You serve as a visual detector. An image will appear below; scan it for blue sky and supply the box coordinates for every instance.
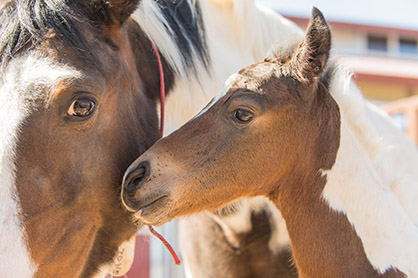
[256,0,418,30]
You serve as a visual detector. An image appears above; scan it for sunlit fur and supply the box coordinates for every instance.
[2,0,417,277]
[152,3,302,272]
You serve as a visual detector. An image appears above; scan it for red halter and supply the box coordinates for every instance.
[150,40,165,137]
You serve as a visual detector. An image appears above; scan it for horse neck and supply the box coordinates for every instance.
[272,172,383,278]
[326,73,418,276]
[272,72,416,277]
[269,128,406,278]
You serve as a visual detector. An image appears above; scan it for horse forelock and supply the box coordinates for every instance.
[321,66,418,276]
[0,0,120,73]
[132,0,209,77]
[0,54,80,277]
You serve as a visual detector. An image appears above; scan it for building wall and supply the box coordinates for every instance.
[356,80,418,102]
[334,26,369,56]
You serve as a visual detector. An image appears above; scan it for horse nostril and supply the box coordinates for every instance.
[130,175,144,192]
[124,161,150,198]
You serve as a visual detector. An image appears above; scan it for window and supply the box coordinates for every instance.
[400,38,418,55]
[367,35,388,52]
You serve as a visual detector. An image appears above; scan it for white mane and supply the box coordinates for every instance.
[323,66,418,276]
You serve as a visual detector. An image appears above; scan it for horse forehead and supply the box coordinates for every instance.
[233,62,277,92]
[1,53,81,94]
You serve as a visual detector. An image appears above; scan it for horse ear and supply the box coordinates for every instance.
[108,0,140,24]
[290,7,331,81]
[89,0,141,25]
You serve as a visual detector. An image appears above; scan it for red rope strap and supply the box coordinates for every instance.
[147,225,181,265]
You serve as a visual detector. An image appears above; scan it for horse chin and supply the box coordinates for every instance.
[134,195,172,226]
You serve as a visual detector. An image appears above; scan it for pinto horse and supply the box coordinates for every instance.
[122,8,418,278]
[0,0,305,277]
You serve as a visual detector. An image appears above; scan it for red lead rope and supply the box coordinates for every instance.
[150,40,165,137]
[147,225,181,265]
[147,41,181,266]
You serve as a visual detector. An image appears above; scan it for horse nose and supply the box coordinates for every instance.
[122,161,150,212]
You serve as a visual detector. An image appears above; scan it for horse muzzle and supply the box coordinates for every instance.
[122,159,171,222]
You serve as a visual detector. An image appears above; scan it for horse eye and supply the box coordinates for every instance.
[234,109,254,123]
[67,98,96,118]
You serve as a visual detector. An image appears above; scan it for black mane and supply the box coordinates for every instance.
[156,0,209,70]
[0,0,99,71]
[0,0,209,74]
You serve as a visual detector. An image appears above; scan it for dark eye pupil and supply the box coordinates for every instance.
[70,99,95,117]
[235,109,254,123]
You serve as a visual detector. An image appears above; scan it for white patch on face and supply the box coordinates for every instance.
[321,70,418,277]
[194,72,239,119]
[0,53,80,277]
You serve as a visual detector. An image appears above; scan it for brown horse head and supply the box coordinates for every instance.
[0,0,182,277]
[121,7,339,225]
